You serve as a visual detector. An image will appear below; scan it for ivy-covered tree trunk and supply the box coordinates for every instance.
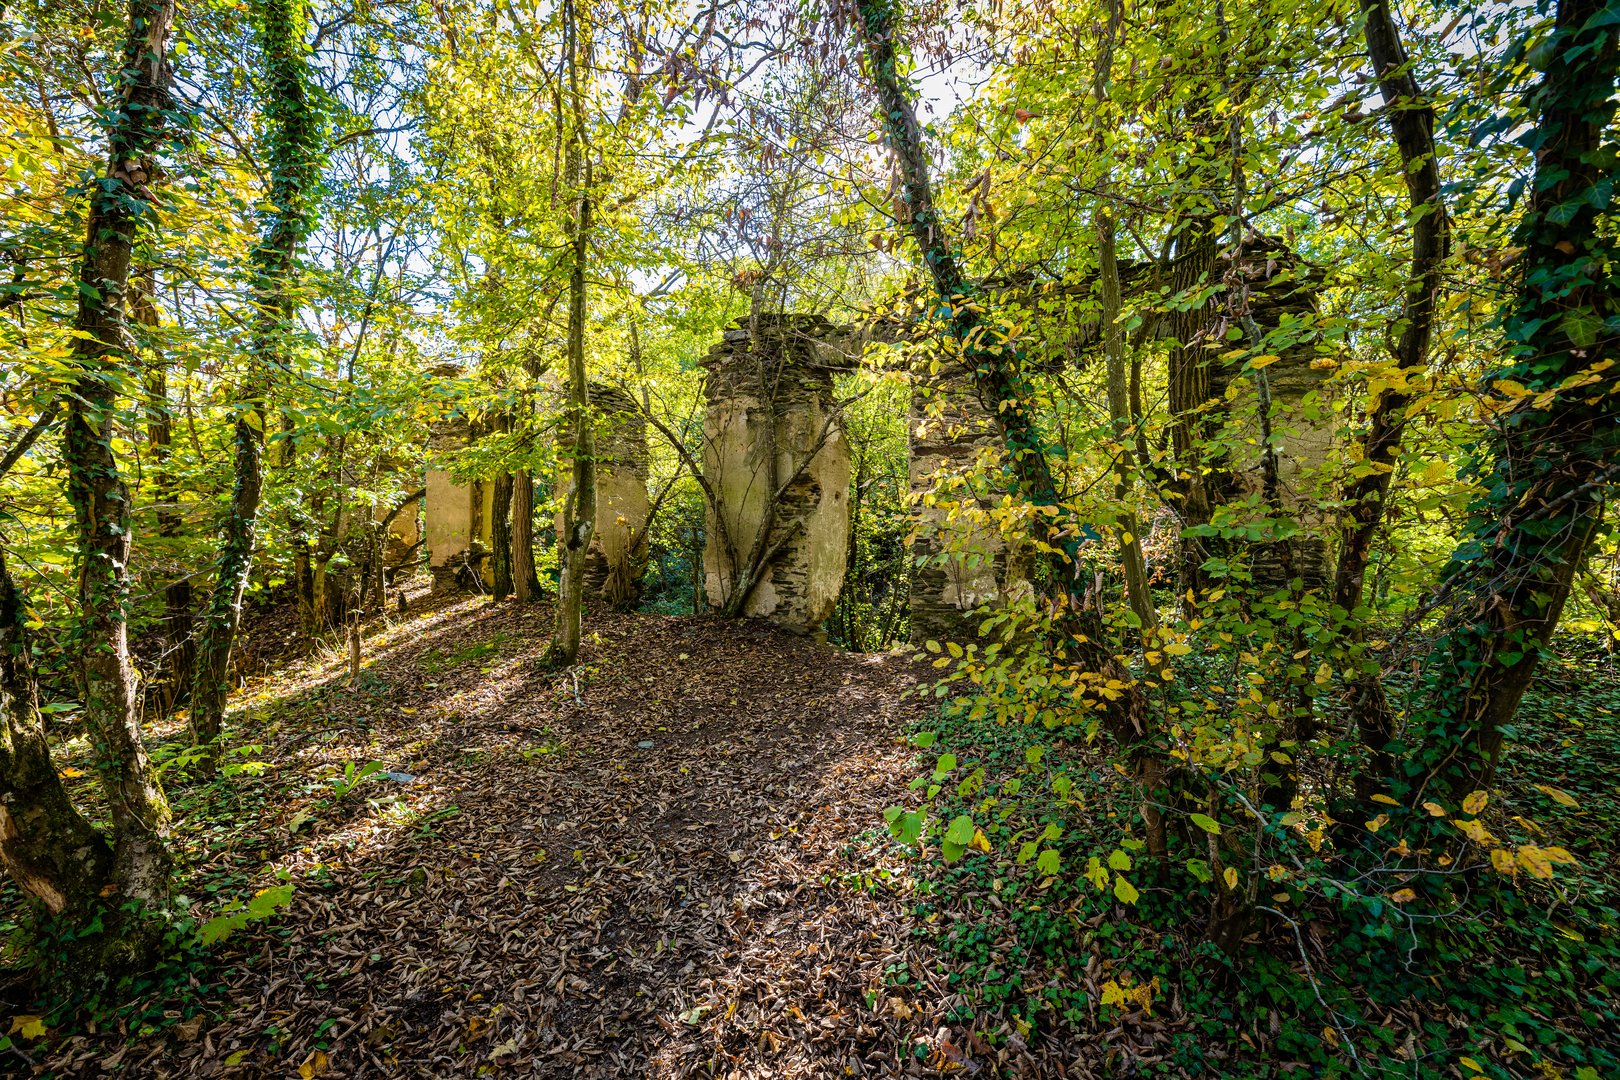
[1334,0,1449,790]
[63,0,178,910]
[0,550,115,919]
[544,0,595,669]
[192,0,322,766]
[1403,0,1618,805]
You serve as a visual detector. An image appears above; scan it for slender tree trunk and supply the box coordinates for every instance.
[1165,216,1223,606]
[0,549,115,918]
[191,0,322,767]
[1098,209,1158,638]
[544,0,595,669]
[513,346,546,602]
[1405,0,1617,804]
[1334,0,1450,788]
[62,0,177,909]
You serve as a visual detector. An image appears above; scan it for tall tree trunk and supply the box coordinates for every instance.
[0,549,116,919]
[133,272,193,718]
[63,0,177,908]
[543,0,595,669]
[1404,0,1617,805]
[1334,0,1450,788]
[847,0,1146,741]
[191,0,322,767]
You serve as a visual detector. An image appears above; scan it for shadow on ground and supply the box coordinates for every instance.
[31,591,997,1078]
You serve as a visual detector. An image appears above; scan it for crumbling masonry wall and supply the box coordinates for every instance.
[702,315,852,634]
[425,414,492,593]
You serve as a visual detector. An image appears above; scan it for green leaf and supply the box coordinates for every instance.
[1035,848,1060,876]
[913,731,936,748]
[944,814,975,847]
[1189,813,1222,835]
[1107,849,1132,871]
[1185,858,1214,883]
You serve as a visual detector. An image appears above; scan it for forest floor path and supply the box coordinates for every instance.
[41,591,1011,1078]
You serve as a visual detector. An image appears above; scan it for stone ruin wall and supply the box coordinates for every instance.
[1204,252,1337,592]
[554,384,652,607]
[701,314,852,635]
[907,365,1032,643]
[425,414,493,593]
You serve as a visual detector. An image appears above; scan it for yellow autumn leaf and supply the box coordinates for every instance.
[8,1015,45,1040]
[1454,818,1493,844]
[970,828,992,853]
[298,1049,329,1079]
[1422,801,1447,817]
[1533,784,1578,807]
[1459,1056,1483,1074]
[1223,866,1239,890]
[1370,794,1398,806]
[1461,790,1488,815]
[1250,354,1281,368]
[1388,888,1416,903]
[1516,845,1555,880]
[1163,642,1192,657]
[59,767,85,778]
[1490,848,1517,876]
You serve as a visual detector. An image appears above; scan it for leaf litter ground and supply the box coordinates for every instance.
[13,591,1069,1077]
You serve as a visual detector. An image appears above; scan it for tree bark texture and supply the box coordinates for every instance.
[63,0,177,907]
[0,550,115,918]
